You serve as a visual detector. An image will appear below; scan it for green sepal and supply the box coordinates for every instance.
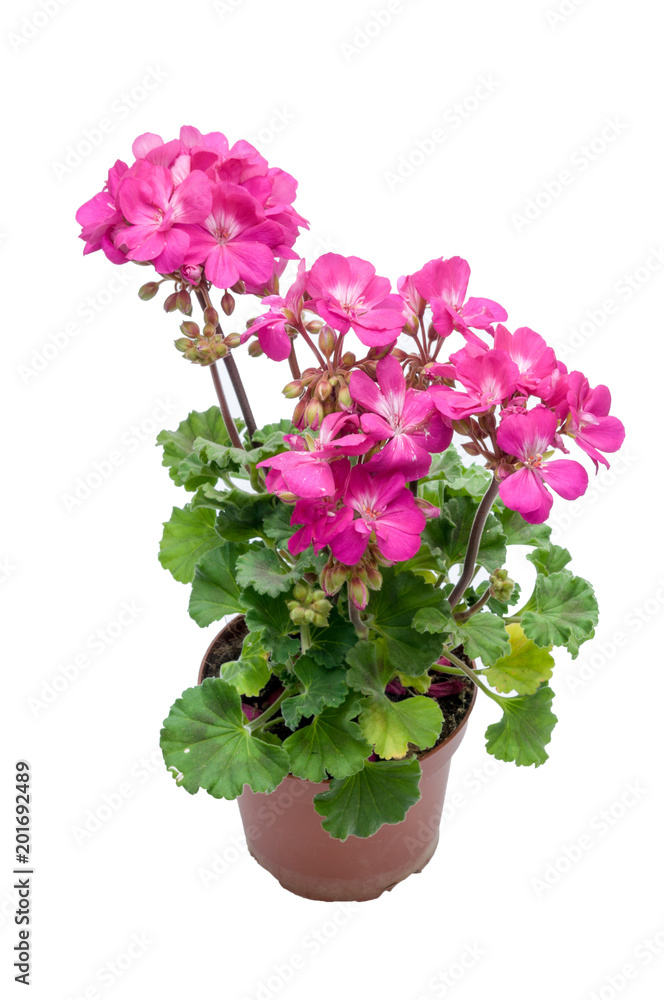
[188,542,248,627]
[484,623,554,695]
[282,695,371,782]
[160,678,290,798]
[521,570,598,658]
[485,685,557,767]
[313,758,422,840]
[158,504,221,584]
[281,656,349,729]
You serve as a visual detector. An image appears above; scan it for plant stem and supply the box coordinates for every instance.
[300,622,312,654]
[454,587,492,622]
[247,689,289,733]
[288,343,301,381]
[348,593,369,640]
[209,362,243,450]
[447,478,501,611]
[441,649,504,705]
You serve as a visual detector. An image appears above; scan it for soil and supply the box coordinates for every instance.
[200,618,474,758]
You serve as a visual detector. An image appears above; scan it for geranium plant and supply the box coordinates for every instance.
[77,126,625,842]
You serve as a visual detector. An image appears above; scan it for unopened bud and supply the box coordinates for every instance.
[283,379,304,399]
[365,565,383,590]
[138,281,160,301]
[306,319,324,333]
[427,322,438,341]
[341,351,356,368]
[293,584,309,602]
[367,343,394,360]
[180,321,200,338]
[337,386,352,410]
[203,323,216,338]
[312,599,332,615]
[204,307,219,327]
[174,337,192,353]
[316,379,333,402]
[489,569,515,603]
[289,606,307,625]
[462,441,482,456]
[248,341,264,357]
[224,333,241,349]
[349,577,368,610]
[164,292,179,313]
[176,290,192,315]
[312,613,329,627]
[318,326,337,356]
[292,399,308,427]
[230,280,246,295]
[305,399,324,428]
[391,348,409,362]
[221,291,235,316]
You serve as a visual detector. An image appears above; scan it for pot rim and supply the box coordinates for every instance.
[198,614,478,781]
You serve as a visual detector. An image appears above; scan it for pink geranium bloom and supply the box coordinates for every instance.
[397,272,427,326]
[413,256,507,339]
[115,162,212,272]
[331,467,427,565]
[76,160,128,262]
[493,325,557,394]
[497,407,588,524]
[531,359,570,419]
[288,460,353,555]
[183,181,283,289]
[429,349,519,420]
[259,413,371,499]
[350,355,452,479]
[306,254,405,347]
[564,371,625,470]
[240,260,309,361]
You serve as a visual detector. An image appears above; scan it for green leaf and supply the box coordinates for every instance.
[283,696,371,781]
[413,605,453,635]
[262,503,294,547]
[213,490,277,543]
[157,407,232,490]
[521,571,598,658]
[313,758,422,840]
[281,656,349,729]
[345,639,394,697]
[425,496,506,572]
[526,544,572,577]
[451,612,511,666]
[495,503,552,547]
[220,633,272,697]
[485,686,557,767]
[421,445,492,498]
[160,678,290,798]
[236,548,296,597]
[485,623,554,695]
[243,588,299,662]
[367,569,450,674]
[307,609,358,669]
[188,543,247,627]
[158,504,221,584]
[359,695,443,760]
[396,671,433,694]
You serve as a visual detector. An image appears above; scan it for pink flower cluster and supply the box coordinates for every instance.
[76,126,308,293]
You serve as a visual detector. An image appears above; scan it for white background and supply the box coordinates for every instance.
[2,1,663,998]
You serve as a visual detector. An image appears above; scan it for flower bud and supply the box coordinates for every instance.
[288,606,307,625]
[306,319,324,333]
[452,419,472,435]
[138,281,160,301]
[230,280,246,295]
[349,577,368,610]
[367,343,394,360]
[174,337,192,353]
[341,351,356,368]
[365,565,383,590]
[305,399,324,428]
[221,292,235,316]
[312,613,330,628]
[180,321,200,338]
[248,341,264,358]
[316,379,333,402]
[184,347,200,362]
[224,333,241,349]
[403,314,419,336]
[462,441,482,456]
[292,399,308,427]
[427,322,438,341]
[337,386,352,410]
[489,568,514,603]
[391,348,409,361]
[318,326,337,356]
[203,323,216,338]
[176,290,192,315]
[164,292,179,313]
[478,411,496,436]
[293,583,309,602]
[204,307,219,327]
[283,379,304,399]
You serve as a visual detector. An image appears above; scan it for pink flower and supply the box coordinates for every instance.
[288,460,353,555]
[429,349,519,420]
[414,256,507,339]
[240,260,309,361]
[349,355,452,479]
[564,372,625,470]
[306,254,404,347]
[183,181,284,289]
[115,162,212,273]
[75,160,128,263]
[493,325,557,394]
[258,413,371,499]
[497,407,588,524]
[331,467,427,565]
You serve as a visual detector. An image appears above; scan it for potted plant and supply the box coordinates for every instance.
[76,125,625,901]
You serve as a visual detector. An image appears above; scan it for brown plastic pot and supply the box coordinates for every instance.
[199,617,476,902]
